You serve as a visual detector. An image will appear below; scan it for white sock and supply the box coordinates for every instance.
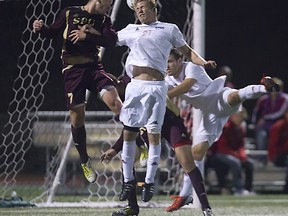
[121,140,136,182]
[179,173,193,197]
[145,144,161,184]
[238,85,266,100]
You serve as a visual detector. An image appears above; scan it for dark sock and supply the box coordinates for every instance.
[71,125,88,164]
[128,168,138,208]
[127,185,138,208]
[121,167,138,208]
[187,167,211,210]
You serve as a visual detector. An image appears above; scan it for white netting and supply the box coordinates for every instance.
[0,0,198,207]
[0,0,60,199]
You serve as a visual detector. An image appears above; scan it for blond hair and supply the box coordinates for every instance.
[133,0,157,10]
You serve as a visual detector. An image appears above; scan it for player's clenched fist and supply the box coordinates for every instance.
[204,60,217,70]
[33,20,44,32]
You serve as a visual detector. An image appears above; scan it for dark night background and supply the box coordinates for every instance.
[0,0,287,122]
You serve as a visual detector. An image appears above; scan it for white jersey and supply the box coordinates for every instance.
[165,62,220,109]
[117,21,187,78]
[165,61,242,146]
[165,62,212,97]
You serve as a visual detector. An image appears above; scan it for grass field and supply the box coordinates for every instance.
[1,194,288,216]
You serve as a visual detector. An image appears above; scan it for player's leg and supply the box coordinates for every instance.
[141,82,166,202]
[119,128,138,201]
[113,168,139,216]
[141,132,161,202]
[191,141,210,161]
[63,64,97,183]
[227,76,280,106]
[70,104,96,183]
[175,145,212,213]
[101,86,123,115]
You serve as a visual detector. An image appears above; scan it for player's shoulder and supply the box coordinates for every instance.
[65,6,82,11]
[185,61,204,71]
[155,21,179,30]
[121,23,140,30]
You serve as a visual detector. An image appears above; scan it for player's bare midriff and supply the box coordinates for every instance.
[132,65,164,81]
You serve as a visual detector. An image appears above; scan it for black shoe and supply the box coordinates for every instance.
[112,205,139,216]
[119,180,136,201]
[260,76,280,92]
[141,183,155,202]
[203,208,214,216]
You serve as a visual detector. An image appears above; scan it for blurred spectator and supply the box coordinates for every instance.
[212,109,255,195]
[268,107,288,193]
[252,77,288,164]
[217,65,235,88]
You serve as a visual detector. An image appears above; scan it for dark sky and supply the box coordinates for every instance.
[0,0,287,117]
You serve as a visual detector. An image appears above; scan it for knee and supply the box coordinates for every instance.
[112,99,122,115]
[192,149,205,161]
[227,91,241,106]
[192,143,208,161]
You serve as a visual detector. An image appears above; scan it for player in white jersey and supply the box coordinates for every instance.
[165,48,280,163]
[116,0,216,213]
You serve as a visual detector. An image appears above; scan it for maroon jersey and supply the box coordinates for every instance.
[39,6,117,64]
[268,118,288,161]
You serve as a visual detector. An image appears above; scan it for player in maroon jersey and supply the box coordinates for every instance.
[32,0,122,183]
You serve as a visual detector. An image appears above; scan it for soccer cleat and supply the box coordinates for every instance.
[81,157,96,183]
[112,205,139,216]
[203,208,214,216]
[260,76,280,92]
[139,144,148,167]
[166,195,193,212]
[119,180,136,201]
[141,183,155,202]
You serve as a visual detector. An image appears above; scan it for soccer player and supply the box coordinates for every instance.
[115,0,216,208]
[100,74,214,216]
[32,0,123,183]
[165,48,280,165]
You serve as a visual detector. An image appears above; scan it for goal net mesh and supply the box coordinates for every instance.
[0,0,197,206]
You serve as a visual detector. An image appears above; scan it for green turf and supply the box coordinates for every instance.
[1,194,288,216]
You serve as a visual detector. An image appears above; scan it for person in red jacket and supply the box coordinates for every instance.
[213,109,255,195]
[268,107,288,193]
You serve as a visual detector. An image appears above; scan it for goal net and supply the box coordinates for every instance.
[0,0,201,207]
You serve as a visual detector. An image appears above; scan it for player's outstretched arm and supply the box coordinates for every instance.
[100,149,117,163]
[177,45,217,69]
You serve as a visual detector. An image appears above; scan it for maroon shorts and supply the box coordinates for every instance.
[162,108,191,149]
[136,108,191,149]
[62,63,115,110]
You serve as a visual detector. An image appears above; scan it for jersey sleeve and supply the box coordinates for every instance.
[116,24,131,46]
[184,62,205,79]
[165,77,174,89]
[85,15,117,48]
[171,24,187,48]
[39,8,67,38]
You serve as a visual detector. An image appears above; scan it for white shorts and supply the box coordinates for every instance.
[191,78,242,146]
[119,79,167,133]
